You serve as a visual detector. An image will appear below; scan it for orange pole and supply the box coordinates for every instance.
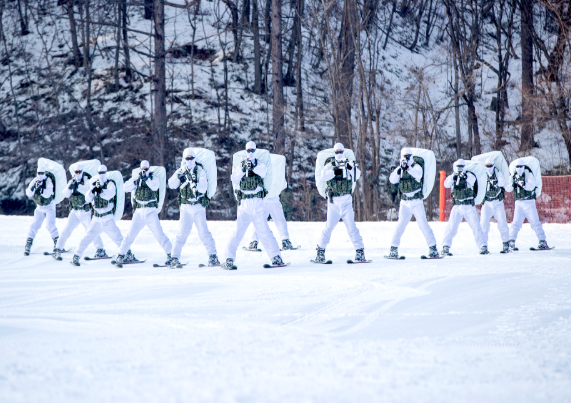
[439,170,446,222]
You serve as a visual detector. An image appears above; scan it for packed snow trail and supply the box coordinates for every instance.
[0,216,570,402]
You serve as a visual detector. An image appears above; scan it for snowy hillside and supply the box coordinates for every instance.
[1,1,570,220]
[1,216,571,402]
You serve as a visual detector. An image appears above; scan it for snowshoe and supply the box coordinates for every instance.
[384,246,405,260]
[421,245,442,259]
[24,238,33,256]
[264,255,289,268]
[531,240,554,251]
[440,245,453,257]
[71,254,81,266]
[221,258,237,270]
[125,249,137,263]
[508,240,518,252]
[479,245,490,255]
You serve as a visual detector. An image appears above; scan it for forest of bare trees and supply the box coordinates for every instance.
[1,0,570,221]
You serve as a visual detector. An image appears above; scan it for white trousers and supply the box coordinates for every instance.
[390,199,436,248]
[318,194,364,250]
[442,204,487,249]
[250,197,290,242]
[56,209,104,250]
[27,203,58,239]
[118,207,172,255]
[509,200,546,241]
[225,198,281,261]
[480,200,510,243]
[75,215,123,258]
[172,203,217,258]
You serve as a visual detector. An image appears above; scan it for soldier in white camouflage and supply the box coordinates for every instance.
[168,148,219,268]
[54,162,107,260]
[24,161,59,256]
[314,143,366,263]
[115,160,172,266]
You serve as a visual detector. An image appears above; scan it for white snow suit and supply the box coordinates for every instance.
[249,179,290,242]
[480,169,509,243]
[26,176,59,239]
[74,177,123,258]
[118,175,172,256]
[388,163,436,248]
[317,165,364,250]
[56,177,104,251]
[225,161,281,261]
[169,167,217,258]
[509,172,546,241]
[442,172,487,249]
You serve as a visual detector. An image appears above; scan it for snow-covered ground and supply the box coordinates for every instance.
[1,215,570,402]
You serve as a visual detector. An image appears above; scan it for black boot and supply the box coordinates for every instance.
[52,236,59,253]
[314,246,326,263]
[24,238,33,256]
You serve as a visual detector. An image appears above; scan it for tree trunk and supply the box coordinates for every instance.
[271,0,285,154]
[153,0,166,166]
[295,4,304,132]
[520,0,534,151]
[144,0,153,19]
[67,0,82,68]
[467,98,481,155]
[252,0,262,94]
[453,51,461,159]
[122,0,132,81]
[335,0,358,147]
[383,0,396,50]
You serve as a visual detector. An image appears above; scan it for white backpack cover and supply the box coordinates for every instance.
[409,148,436,199]
[180,148,217,199]
[131,166,166,214]
[38,158,67,205]
[460,160,487,205]
[232,148,272,200]
[69,159,101,181]
[315,148,357,199]
[471,151,512,192]
[509,156,542,197]
[90,171,124,221]
[266,154,287,199]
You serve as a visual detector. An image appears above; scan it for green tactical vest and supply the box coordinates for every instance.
[33,171,56,206]
[324,157,353,200]
[134,176,159,209]
[452,171,476,206]
[179,163,210,208]
[68,173,92,211]
[93,179,117,217]
[398,156,424,201]
[484,169,505,203]
[513,168,536,201]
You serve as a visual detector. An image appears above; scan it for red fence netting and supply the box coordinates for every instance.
[442,175,571,223]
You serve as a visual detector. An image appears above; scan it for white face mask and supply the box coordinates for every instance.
[75,173,83,181]
[334,151,345,161]
[37,173,46,181]
[99,173,107,183]
[516,167,524,176]
[185,159,195,170]
[486,166,494,175]
[454,165,464,174]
